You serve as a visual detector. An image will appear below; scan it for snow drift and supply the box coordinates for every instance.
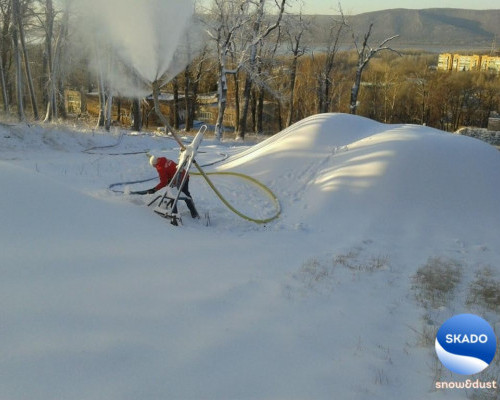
[220,113,500,243]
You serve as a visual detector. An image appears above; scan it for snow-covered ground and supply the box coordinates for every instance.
[1,113,499,400]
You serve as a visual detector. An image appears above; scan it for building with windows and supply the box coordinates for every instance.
[437,53,500,73]
[437,53,453,71]
[452,54,481,71]
[481,56,500,72]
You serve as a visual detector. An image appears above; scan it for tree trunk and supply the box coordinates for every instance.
[131,98,142,131]
[11,0,24,121]
[79,86,87,115]
[277,99,283,131]
[215,97,226,141]
[116,98,121,123]
[0,52,8,111]
[104,91,113,131]
[215,50,229,141]
[350,68,362,114]
[96,75,105,127]
[232,69,239,133]
[57,73,66,119]
[316,75,324,114]
[257,87,264,134]
[16,0,38,120]
[0,5,11,111]
[250,87,256,133]
[95,48,106,127]
[184,66,192,131]
[43,0,54,116]
[173,77,179,130]
[238,73,252,140]
[190,55,204,132]
[323,74,331,112]
[286,55,298,127]
[44,0,68,122]
[215,65,227,141]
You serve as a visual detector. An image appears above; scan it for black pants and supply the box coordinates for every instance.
[173,178,199,218]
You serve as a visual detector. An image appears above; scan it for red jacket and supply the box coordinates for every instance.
[154,157,186,191]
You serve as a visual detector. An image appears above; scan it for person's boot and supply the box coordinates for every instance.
[186,199,199,219]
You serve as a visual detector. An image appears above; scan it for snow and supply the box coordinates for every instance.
[79,0,198,90]
[1,113,499,399]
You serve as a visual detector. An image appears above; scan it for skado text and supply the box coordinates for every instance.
[445,334,488,344]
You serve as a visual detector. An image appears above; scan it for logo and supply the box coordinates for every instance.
[435,314,497,375]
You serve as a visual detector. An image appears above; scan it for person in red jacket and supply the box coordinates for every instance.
[145,155,199,219]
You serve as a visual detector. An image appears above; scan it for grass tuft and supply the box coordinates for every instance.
[411,257,463,309]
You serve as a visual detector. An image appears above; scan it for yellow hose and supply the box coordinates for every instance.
[150,89,280,224]
[192,162,281,224]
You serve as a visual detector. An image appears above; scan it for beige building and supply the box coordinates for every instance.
[438,53,500,73]
[452,54,482,71]
[437,53,453,71]
[481,56,500,72]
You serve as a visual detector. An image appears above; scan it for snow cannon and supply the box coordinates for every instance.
[150,125,207,226]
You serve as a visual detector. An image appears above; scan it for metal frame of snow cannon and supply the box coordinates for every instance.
[150,142,194,226]
[153,127,206,225]
[149,85,207,225]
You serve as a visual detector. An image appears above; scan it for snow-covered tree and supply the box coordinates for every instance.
[11,0,24,121]
[13,0,39,119]
[237,0,286,140]
[349,22,400,115]
[0,0,10,112]
[43,0,70,122]
[313,9,347,114]
[204,0,249,141]
[183,46,208,132]
[283,11,308,127]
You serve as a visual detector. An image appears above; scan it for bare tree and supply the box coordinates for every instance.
[251,30,280,134]
[184,46,207,132]
[0,0,10,111]
[43,0,54,118]
[205,0,248,141]
[11,0,23,121]
[131,98,141,131]
[43,0,70,122]
[283,11,307,126]
[183,65,192,131]
[103,88,113,131]
[314,11,347,114]
[0,50,7,111]
[13,0,39,119]
[94,45,107,128]
[237,0,286,140]
[349,22,400,115]
[172,76,180,129]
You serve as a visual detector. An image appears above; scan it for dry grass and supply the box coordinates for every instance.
[467,266,500,312]
[411,257,463,309]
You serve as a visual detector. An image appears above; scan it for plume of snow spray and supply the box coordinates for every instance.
[75,0,202,96]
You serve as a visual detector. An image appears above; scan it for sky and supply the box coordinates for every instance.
[294,0,498,15]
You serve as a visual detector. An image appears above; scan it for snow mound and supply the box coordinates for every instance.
[220,113,386,170]
[221,113,500,242]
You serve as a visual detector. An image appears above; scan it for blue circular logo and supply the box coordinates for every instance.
[435,314,497,375]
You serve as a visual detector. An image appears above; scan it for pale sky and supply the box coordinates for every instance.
[293,0,498,15]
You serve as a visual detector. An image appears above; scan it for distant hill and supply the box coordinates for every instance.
[306,9,500,52]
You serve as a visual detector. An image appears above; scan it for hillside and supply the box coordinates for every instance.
[308,8,500,51]
[1,114,500,399]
